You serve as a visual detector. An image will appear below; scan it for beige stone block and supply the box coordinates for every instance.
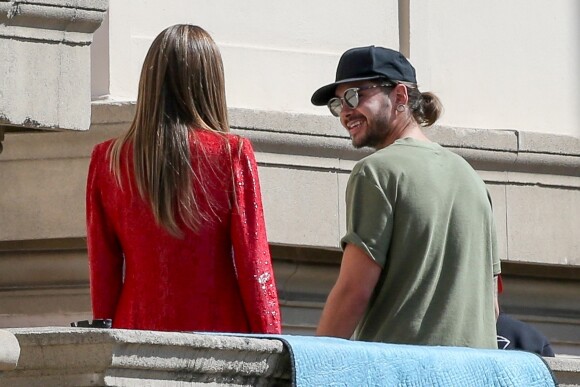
[500,276,580,321]
[0,288,90,325]
[0,127,109,161]
[260,166,340,249]
[0,39,69,128]
[0,249,89,288]
[519,131,580,156]
[506,185,579,265]
[449,147,518,173]
[486,183,508,261]
[230,107,342,138]
[0,126,118,244]
[0,157,88,241]
[279,301,322,336]
[425,126,518,152]
[281,261,337,303]
[0,0,108,131]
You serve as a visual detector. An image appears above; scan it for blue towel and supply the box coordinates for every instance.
[274,335,557,387]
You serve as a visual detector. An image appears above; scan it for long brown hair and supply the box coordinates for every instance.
[109,24,231,236]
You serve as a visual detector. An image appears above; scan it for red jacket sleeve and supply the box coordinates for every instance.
[230,138,282,334]
[86,144,124,321]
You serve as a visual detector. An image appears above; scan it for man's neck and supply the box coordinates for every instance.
[375,120,430,150]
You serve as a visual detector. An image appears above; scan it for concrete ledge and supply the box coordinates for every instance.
[546,355,580,387]
[2,327,290,386]
[0,329,20,371]
[1,327,579,386]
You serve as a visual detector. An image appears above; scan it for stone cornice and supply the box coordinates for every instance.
[91,101,579,179]
[2,100,578,181]
[2,100,578,180]
[0,0,108,44]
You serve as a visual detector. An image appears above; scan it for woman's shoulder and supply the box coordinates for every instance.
[194,129,250,153]
[88,139,118,178]
[91,138,116,157]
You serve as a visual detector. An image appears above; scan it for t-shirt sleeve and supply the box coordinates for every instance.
[487,189,502,276]
[340,170,393,268]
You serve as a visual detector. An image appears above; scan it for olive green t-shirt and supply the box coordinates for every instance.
[341,138,500,349]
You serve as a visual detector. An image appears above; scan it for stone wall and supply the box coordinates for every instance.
[0,101,579,355]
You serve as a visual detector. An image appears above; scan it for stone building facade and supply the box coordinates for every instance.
[0,0,579,383]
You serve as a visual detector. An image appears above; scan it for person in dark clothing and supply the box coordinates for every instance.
[496,312,555,356]
[496,276,555,356]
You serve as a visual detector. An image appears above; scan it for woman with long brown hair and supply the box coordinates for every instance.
[86,24,281,333]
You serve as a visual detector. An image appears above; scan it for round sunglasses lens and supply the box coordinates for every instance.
[328,98,342,117]
[344,89,359,108]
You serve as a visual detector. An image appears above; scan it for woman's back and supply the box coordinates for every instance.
[87,129,281,333]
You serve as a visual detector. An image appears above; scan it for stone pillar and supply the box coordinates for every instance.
[0,0,108,132]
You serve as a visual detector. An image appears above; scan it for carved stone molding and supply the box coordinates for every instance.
[0,0,108,132]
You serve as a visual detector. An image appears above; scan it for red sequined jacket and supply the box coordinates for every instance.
[86,130,281,333]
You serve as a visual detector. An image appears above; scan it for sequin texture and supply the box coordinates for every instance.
[86,130,282,333]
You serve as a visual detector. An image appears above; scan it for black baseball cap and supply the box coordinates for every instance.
[311,46,417,106]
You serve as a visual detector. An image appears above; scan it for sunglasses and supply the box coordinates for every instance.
[327,83,394,117]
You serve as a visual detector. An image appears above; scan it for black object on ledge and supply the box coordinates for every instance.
[71,319,112,328]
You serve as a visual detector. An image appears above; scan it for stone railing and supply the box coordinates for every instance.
[0,328,290,386]
[0,328,578,386]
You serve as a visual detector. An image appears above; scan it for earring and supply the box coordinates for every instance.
[396,104,406,112]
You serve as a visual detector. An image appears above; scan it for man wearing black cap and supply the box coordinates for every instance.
[313,46,501,349]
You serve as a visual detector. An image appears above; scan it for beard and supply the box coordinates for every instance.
[351,114,390,149]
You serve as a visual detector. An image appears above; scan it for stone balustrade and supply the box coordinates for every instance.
[0,327,578,386]
[0,327,290,386]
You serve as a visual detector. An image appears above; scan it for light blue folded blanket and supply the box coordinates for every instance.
[274,335,557,387]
